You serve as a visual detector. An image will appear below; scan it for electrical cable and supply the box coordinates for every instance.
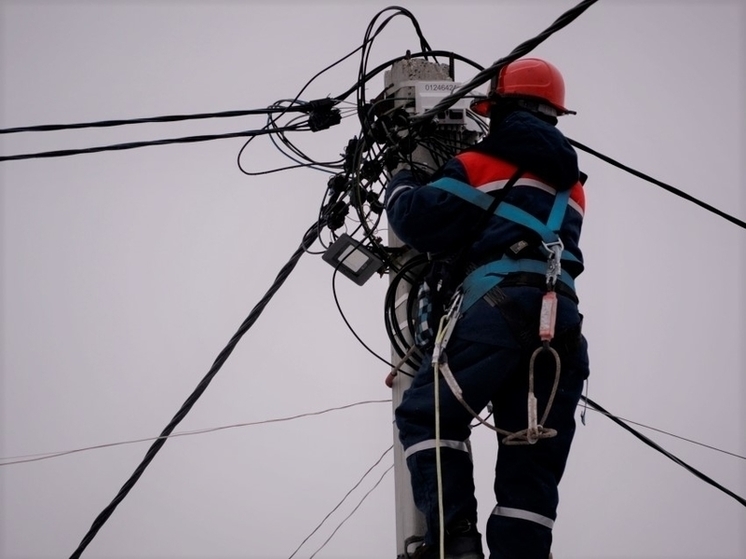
[356,6,435,119]
[578,405,745,462]
[0,125,309,162]
[582,396,746,508]
[308,463,395,559]
[68,220,322,559]
[6,396,742,469]
[0,8,440,141]
[287,445,393,559]
[383,252,429,371]
[0,107,311,134]
[250,105,357,176]
[235,7,428,177]
[331,265,393,368]
[568,138,746,230]
[0,400,392,467]
[412,0,600,125]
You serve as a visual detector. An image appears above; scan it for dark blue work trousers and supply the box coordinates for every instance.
[395,287,589,559]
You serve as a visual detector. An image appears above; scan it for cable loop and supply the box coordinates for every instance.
[502,345,560,445]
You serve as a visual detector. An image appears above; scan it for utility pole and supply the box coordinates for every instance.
[384,57,476,559]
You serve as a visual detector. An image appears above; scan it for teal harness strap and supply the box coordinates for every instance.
[493,203,559,245]
[430,177,495,211]
[429,176,579,311]
[547,188,570,232]
[461,259,576,311]
[430,177,578,262]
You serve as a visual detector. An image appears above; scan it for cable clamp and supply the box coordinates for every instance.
[304,98,342,132]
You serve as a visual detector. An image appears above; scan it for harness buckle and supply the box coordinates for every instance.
[542,239,564,290]
[431,290,464,367]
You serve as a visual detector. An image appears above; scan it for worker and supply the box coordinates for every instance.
[385,58,590,559]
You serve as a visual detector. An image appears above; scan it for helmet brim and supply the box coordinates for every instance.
[469,95,576,118]
[469,97,492,117]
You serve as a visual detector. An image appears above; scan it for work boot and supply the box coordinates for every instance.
[409,520,484,559]
[408,537,484,559]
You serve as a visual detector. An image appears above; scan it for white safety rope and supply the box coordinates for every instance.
[428,268,565,558]
[432,291,464,559]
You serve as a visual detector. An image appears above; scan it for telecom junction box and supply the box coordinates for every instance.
[387,80,472,125]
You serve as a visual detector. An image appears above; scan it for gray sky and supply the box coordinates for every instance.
[1,1,744,558]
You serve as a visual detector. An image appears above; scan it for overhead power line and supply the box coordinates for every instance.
[0,400,392,467]
[0,106,311,134]
[308,463,394,559]
[68,220,322,559]
[578,405,746,462]
[569,138,746,230]
[0,125,309,162]
[413,0,600,124]
[4,397,742,469]
[583,396,746,508]
[288,445,394,559]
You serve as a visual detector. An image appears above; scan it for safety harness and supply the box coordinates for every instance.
[427,175,579,445]
[429,176,579,311]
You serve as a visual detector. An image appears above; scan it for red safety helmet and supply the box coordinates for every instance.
[470,58,575,117]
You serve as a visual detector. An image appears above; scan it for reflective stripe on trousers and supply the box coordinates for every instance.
[403,438,471,460]
[491,505,555,529]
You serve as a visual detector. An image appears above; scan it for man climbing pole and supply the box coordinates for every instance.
[385,58,590,559]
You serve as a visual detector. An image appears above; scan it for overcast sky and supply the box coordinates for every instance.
[1,1,745,558]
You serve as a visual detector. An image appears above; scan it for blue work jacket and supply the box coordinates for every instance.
[385,110,586,278]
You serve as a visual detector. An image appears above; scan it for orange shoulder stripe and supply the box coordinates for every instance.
[456,151,585,213]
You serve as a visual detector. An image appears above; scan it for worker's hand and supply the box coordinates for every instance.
[385,146,435,184]
[410,145,436,173]
[383,146,409,175]
[392,161,411,175]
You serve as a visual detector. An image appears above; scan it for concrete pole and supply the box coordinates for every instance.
[384,58,451,559]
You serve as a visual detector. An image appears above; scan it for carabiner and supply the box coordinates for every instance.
[431,290,464,367]
[542,239,564,289]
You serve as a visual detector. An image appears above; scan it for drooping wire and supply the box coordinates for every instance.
[68,219,323,559]
[308,463,395,559]
[235,6,431,177]
[331,265,393,368]
[383,252,430,372]
[263,105,357,174]
[582,396,746,508]
[237,100,342,176]
[238,103,354,176]
[287,445,394,559]
[357,6,436,118]
[302,8,445,269]
[568,138,746,230]
[0,400,392,468]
